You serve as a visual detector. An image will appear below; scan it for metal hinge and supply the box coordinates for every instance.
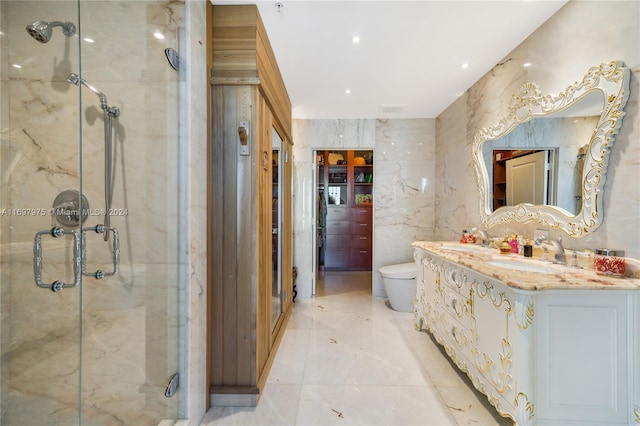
[164,372,179,397]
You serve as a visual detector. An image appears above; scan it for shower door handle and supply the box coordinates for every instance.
[81,225,119,279]
[33,227,81,292]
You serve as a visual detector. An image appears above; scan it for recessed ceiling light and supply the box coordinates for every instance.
[345,89,351,95]
[461,62,470,69]
[523,62,532,67]
[83,37,94,43]
[352,36,360,44]
[11,64,22,69]
[153,31,165,40]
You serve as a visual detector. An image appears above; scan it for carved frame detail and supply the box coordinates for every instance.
[472,60,630,238]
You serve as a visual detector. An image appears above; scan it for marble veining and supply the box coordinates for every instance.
[435,1,639,260]
[292,119,436,298]
[202,272,510,426]
[413,241,640,291]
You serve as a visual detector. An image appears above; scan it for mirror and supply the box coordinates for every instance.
[271,127,283,330]
[472,61,630,238]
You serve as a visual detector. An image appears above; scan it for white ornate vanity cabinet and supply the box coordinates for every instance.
[413,243,640,425]
[423,60,639,424]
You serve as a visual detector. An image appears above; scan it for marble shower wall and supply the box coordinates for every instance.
[436,0,640,259]
[180,0,208,422]
[0,0,206,424]
[292,119,435,298]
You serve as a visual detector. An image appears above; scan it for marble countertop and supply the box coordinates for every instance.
[412,241,640,291]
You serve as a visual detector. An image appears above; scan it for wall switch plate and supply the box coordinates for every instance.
[534,229,549,241]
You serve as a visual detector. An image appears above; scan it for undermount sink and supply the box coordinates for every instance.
[439,243,487,253]
[485,258,561,274]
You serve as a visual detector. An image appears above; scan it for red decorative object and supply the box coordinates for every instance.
[594,249,625,277]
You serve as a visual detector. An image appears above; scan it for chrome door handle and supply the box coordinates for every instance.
[82,225,119,279]
[34,227,81,292]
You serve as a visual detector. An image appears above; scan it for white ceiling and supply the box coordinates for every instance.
[212,1,568,119]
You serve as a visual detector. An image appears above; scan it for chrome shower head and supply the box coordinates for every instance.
[26,20,76,43]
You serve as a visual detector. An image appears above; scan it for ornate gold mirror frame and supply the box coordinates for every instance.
[472,61,630,238]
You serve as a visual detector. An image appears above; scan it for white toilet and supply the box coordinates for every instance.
[379,262,417,313]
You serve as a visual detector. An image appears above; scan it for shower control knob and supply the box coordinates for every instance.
[51,281,64,292]
[94,270,105,280]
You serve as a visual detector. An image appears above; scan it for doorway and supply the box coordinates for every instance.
[313,149,373,295]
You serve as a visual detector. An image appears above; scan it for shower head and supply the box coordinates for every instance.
[67,73,108,108]
[26,20,76,43]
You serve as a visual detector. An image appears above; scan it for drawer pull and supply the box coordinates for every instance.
[360,250,367,254]
[359,223,367,226]
[360,237,367,240]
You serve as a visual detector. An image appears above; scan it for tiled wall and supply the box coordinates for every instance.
[292,119,435,298]
[436,0,639,259]
[293,1,640,300]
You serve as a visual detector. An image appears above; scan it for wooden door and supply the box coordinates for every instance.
[506,151,547,206]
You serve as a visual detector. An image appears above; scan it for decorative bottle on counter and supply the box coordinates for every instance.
[460,229,475,244]
[594,249,625,277]
[499,238,511,255]
[509,235,519,254]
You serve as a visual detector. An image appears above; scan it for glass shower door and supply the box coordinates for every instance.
[1,1,84,424]
[1,0,181,424]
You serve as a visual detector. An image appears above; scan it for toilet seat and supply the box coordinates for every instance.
[379,262,416,279]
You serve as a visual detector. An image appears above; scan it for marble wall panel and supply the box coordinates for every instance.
[292,119,436,298]
[373,119,435,297]
[180,0,208,422]
[436,1,640,259]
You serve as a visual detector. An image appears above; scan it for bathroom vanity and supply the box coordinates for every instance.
[413,241,640,426]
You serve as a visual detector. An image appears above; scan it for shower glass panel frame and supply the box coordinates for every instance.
[0,1,182,424]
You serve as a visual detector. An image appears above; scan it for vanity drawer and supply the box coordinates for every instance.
[440,310,474,359]
[440,285,473,330]
[440,263,473,295]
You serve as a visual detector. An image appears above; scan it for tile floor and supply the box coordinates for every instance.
[202,271,512,425]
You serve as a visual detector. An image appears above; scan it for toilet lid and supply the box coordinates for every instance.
[379,262,416,279]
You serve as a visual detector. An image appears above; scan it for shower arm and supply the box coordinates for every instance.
[67,73,120,241]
